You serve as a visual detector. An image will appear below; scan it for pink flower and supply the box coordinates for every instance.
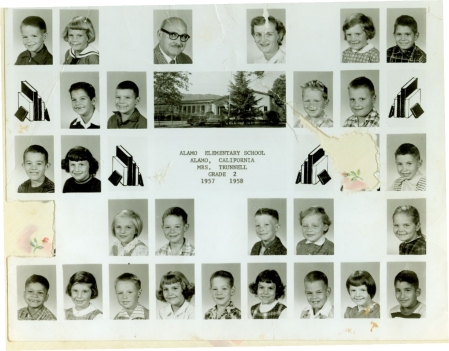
[42,237,49,243]
[342,177,368,191]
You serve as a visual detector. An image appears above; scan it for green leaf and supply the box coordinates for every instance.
[357,169,361,175]
[34,238,38,244]
[30,240,35,247]
[37,246,43,249]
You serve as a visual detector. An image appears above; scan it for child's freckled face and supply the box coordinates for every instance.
[305,280,330,311]
[395,281,420,308]
[345,24,368,50]
[71,89,96,118]
[70,283,92,311]
[349,284,372,308]
[301,214,328,243]
[115,281,140,312]
[302,88,327,119]
[24,282,49,309]
[21,25,46,55]
[162,215,188,245]
[115,89,139,116]
[395,25,419,50]
[114,217,137,246]
[68,29,89,53]
[257,281,276,305]
[162,282,185,308]
[349,87,375,117]
[255,214,279,244]
[253,22,281,56]
[395,154,422,180]
[69,160,90,182]
[393,213,420,243]
[210,277,234,308]
[23,152,49,184]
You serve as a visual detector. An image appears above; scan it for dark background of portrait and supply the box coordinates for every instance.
[387,8,426,52]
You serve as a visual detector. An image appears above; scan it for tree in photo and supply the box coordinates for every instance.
[154,72,191,125]
[228,71,261,125]
[269,74,286,123]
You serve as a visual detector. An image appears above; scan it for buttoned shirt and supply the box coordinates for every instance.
[69,109,100,129]
[399,236,426,255]
[393,170,426,191]
[204,301,241,319]
[159,300,195,320]
[18,305,56,320]
[110,237,149,256]
[15,44,53,65]
[300,298,334,319]
[155,238,195,256]
[254,48,286,64]
[250,236,287,255]
[387,44,427,63]
[343,110,380,127]
[114,303,149,320]
[107,109,147,129]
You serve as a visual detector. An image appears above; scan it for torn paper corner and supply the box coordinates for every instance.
[4,201,56,258]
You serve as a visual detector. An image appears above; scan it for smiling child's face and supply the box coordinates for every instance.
[71,89,96,119]
[349,284,372,308]
[21,25,46,56]
[68,29,89,54]
[23,152,49,186]
[345,24,368,50]
[255,214,279,245]
[115,280,140,313]
[24,282,49,309]
[115,89,139,116]
[162,215,188,246]
[302,88,327,119]
[210,277,234,308]
[70,283,92,311]
[395,25,419,50]
[162,282,185,308]
[395,154,422,180]
[69,160,90,182]
[257,281,276,305]
[349,87,375,117]
[305,280,330,311]
[393,213,420,243]
[395,281,420,309]
[253,21,281,57]
[114,216,137,246]
[301,213,328,243]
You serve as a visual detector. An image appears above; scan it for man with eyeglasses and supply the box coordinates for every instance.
[154,17,192,64]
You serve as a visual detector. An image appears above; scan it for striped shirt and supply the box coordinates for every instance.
[393,173,426,191]
[114,304,149,320]
[18,305,56,320]
[387,44,427,63]
[155,238,195,256]
[390,302,426,318]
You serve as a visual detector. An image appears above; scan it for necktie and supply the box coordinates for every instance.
[170,59,175,64]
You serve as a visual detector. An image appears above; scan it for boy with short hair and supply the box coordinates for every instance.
[393,143,426,191]
[18,145,55,193]
[204,270,241,319]
[250,208,287,255]
[300,271,334,319]
[155,207,195,256]
[69,82,100,129]
[18,274,56,320]
[390,270,426,318]
[15,16,53,65]
[343,76,379,127]
[107,81,147,129]
[387,15,426,63]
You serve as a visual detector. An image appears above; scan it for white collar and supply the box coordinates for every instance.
[259,48,285,63]
[159,45,177,63]
[115,237,140,254]
[304,298,333,317]
[72,303,97,317]
[168,300,190,317]
[352,43,373,53]
[70,45,99,58]
[73,108,100,128]
[259,299,279,312]
[403,170,423,187]
[305,236,326,245]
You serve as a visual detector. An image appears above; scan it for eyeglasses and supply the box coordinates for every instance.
[160,28,190,42]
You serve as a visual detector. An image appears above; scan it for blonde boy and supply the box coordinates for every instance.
[204,270,241,319]
[300,271,334,319]
[250,208,287,255]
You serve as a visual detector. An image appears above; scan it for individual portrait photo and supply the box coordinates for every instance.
[17,265,57,321]
[340,9,380,63]
[247,9,286,64]
[60,72,100,129]
[293,71,333,128]
[341,262,380,319]
[202,263,241,320]
[247,198,287,256]
[63,264,103,320]
[108,199,149,257]
[387,134,426,191]
[340,70,380,127]
[155,199,195,256]
[387,8,426,63]
[294,198,334,255]
[13,9,53,65]
[61,135,101,193]
[107,136,147,191]
[387,198,426,255]
[153,9,192,64]
[155,264,195,320]
[60,9,99,65]
[247,262,287,319]
[387,262,426,318]
[107,72,147,129]
[294,263,334,319]
[109,264,149,320]
[15,135,54,194]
